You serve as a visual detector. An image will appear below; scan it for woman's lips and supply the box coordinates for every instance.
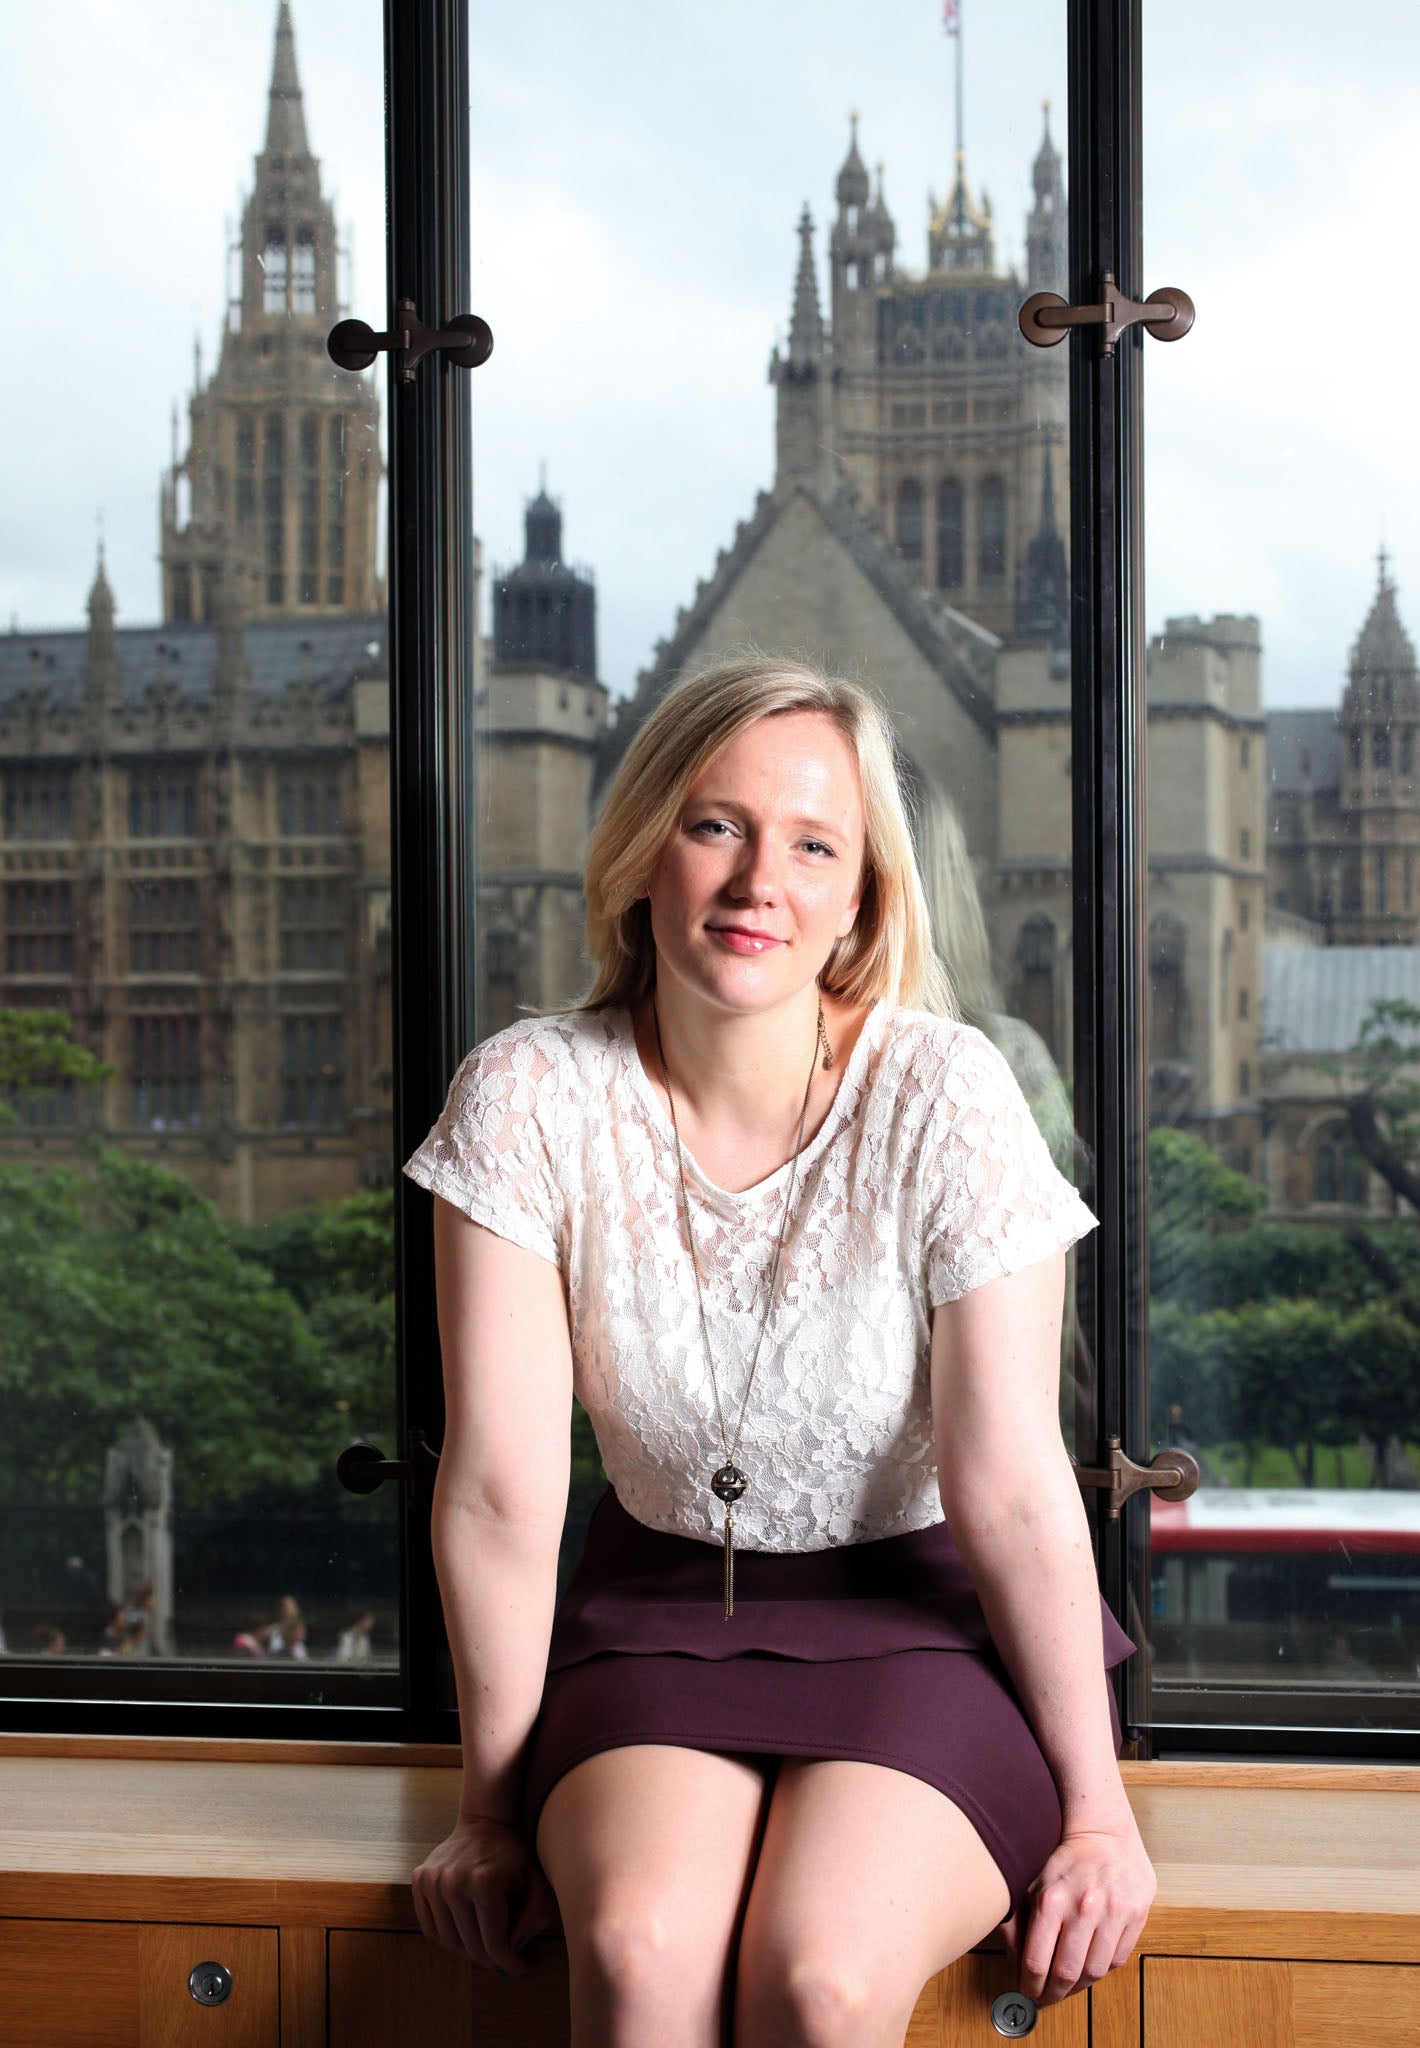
[708,926,782,954]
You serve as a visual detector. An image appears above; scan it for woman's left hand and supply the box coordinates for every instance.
[999,1820,1157,2006]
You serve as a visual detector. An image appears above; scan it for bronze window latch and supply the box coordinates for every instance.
[327,298,493,383]
[1071,1436,1200,1519]
[1019,272,1195,357]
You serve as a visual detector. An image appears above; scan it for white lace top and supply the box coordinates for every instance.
[402,1002,1099,1552]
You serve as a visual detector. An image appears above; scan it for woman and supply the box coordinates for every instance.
[403,656,1154,2047]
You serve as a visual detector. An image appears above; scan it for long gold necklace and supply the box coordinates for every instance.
[652,991,832,1616]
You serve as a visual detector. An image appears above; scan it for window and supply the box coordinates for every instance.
[264,415,285,605]
[279,878,348,972]
[129,765,198,839]
[236,415,256,523]
[278,762,343,836]
[936,477,963,589]
[299,414,320,603]
[3,766,72,841]
[895,477,923,572]
[262,226,287,314]
[293,229,316,313]
[281,1013,344,1128]
[3,882,74,975]
[131,1013,202,1128]
[128,880,201,974]
[977,475,1005,588]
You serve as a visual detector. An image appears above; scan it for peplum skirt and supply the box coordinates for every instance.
[519,1486,1138,1925]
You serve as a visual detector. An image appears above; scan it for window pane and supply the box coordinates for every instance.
[469,1,1079,1639]
[1143,0,1420,1734]
[0,4,395,1689]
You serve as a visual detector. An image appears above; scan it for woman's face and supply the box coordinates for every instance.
[645,709,866,1016]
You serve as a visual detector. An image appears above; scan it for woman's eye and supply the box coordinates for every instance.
[802,840,835,859]
[690,818,731,836]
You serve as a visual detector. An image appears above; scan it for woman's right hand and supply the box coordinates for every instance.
[411,1816,559,1974]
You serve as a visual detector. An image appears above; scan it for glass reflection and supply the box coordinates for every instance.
[0,3,396,1679]
[1144,0,1420,1724]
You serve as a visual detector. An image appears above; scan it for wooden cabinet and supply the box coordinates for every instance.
[0,1745,1414,2048]
[1142,1959,1418,2048]
[326,1930,569,2047]
[0,1920,278,2048]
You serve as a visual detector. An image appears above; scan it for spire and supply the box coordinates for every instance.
[524,481,562,566]
[1026,100,1066,292]
[1015,444,1070,650]
[788,206,825,369]
[265,1,310,159]
[83,526,120,724]
[835,114,870,210]
[1348,549,1417,691]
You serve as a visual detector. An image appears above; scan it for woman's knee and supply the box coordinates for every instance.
[737,1946,894,2048]
[577,1895,696,2011]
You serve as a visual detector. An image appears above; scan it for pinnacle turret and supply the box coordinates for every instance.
[835,115,870,211]
[265,1,310,159]
[1026,102,1066,292]
[787,207,825,369]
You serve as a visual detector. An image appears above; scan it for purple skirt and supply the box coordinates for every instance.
[520,1487,1137,1925]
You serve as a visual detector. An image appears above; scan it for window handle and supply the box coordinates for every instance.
[336,1428,440,1496]
[1070,1437,1200,1519]
[327,297,493,383]
[1019,273,1194,357]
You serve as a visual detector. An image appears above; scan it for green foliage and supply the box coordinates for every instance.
[0,1008,115,1127]
[0,1143,392,1511]
[231,1190,397,1455]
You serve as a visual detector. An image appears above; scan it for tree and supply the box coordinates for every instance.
[0,1142,366,1510]
[0,1007,115,1126]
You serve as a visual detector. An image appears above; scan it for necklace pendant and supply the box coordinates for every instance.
[722,1508,735,1619]
[711,1463,747,1504]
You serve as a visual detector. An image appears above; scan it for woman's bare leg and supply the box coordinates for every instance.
[536,1743,775,2048]
[733,1759,1012,2048]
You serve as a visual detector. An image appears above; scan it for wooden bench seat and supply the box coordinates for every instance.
[0,1737,1415,2046]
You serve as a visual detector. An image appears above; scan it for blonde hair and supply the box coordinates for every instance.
[578,652,957,1016]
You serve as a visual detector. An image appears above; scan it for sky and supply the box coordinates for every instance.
[2,0,1417,713]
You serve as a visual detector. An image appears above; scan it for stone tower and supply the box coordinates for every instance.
[477,485,608,1031]
[777,109,1069,642]
[1335,554,1420,942]
[1145,615,1266,1164]
[160,1,383,625]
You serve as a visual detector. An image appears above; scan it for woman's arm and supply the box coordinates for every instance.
[428,1191,573,1824]
[930,1248,1155,1998]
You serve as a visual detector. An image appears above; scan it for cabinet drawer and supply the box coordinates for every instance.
[1144,1958,1420,2048]
[0,1920,278,2048]
[328,1929,570,2047]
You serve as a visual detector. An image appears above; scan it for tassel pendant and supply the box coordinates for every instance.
[711,1463,747,1620]
[722,1508,735,1619]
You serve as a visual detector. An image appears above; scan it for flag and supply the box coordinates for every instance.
[943,1,960,32]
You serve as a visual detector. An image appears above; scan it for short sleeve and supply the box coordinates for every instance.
[922,1024,1098,1306]
[401,1026,564,1268]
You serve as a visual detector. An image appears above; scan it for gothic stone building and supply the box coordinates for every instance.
[0,5,394,1224]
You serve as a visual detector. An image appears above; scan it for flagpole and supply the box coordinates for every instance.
[955,4,964,166]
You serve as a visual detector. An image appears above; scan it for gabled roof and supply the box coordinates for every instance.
[596,481,998,794]
[1262,945,1420,1056]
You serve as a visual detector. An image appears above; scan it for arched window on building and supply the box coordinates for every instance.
[844,260,859,290]
[235,416,256,523]
[262,227,287,315]
[896,478,924,574]
[1313,1128,1369,1209]
[293,230,317,314]
[978,475,1006,588]
[327,415,347,604]
[263,417,285,606]
[936,478,964,590]
[1373,726,1391,768]
[1017,913,1057,1053]
[1149,914,1187,1063]
[298,416,320,604]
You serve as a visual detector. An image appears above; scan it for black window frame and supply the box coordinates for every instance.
[7,0,1414,1765]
